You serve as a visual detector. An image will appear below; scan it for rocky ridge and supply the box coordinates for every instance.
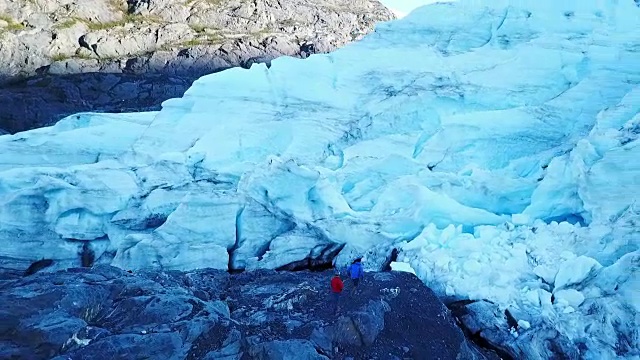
[0,266,495,360]
[0,0,394,133]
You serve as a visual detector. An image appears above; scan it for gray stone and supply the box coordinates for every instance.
[0,266,488,360]
[310,327,333,354]
[351,300,388,346]
[248,339,329,360]
[0,0,395,133]
[450,300,580,360]
[203,328,243,360]
[57,333,184,360]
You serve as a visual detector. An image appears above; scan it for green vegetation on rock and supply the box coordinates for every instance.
[50,53,70,62]
[181,32,225,47]
[0,14,26,31]
[190,24,207,33]
[85,13,144,31]
[53,19,78,29]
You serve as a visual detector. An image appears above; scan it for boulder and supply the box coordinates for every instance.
[248,339,328,360]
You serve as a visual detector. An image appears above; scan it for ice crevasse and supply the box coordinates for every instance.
[0,0,639,358]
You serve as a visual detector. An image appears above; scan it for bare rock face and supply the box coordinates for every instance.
[0,0,394,133]
[0,266,495,360]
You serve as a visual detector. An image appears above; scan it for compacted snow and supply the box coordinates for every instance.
[0,0,638,358]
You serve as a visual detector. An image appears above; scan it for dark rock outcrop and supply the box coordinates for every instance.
[449,300,580,360]
[0,72,190,133]
[0,0,394,133]
[0,266,492,359]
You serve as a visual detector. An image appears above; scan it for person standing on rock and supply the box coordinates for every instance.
[347,258,364,295]
[330,270,344,314]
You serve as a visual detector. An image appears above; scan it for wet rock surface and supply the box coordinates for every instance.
[0,266,492,359]
[0,0,394,133]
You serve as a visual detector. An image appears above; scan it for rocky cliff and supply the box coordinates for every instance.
[0,266,496,360]
[0,0,394,133]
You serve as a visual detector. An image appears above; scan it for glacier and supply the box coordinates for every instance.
[378,0,453,18]
[1,0,639,358]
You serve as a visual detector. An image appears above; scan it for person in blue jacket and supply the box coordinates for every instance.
[347,258,364,294]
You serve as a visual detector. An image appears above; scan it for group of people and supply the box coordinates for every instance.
[329,258,364,313]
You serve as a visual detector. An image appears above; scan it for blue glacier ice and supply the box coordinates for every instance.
[1,0,639,358]
[378,0,452,17]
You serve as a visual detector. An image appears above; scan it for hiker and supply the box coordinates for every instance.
[347,258,364,294]
[330,270,344,313]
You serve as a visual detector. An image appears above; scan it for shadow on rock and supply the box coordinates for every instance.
[0,73,192,134]
[0,266,494,360]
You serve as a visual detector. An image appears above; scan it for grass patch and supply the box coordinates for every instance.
[208,33,224,41]
[190,24,206,33]
[86,21,118,31]
[0,14,26,31]
[85,13,143,31]
[179,32,225,47]
[146,15,163,23]
[183,38,205,47]
[50,51,96,63]
[108,0,128,13]
[252,28,275,39]
[54,18,78,29]
[6,23,24,31]
[77,53,96,60]
[51,53,70,62]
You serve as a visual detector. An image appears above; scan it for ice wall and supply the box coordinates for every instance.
[378,0,454,18]
[0,1,639,357]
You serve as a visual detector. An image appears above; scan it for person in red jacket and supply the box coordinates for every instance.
[330,270,344,314]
